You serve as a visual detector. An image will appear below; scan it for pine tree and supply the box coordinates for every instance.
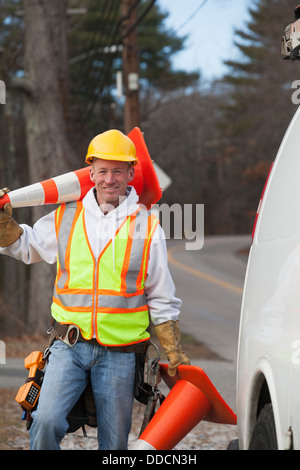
[67,0,199,139]
[218,0,299,231]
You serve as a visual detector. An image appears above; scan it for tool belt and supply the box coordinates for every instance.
[15,322,162,436]
[48,318,155,432]
[49,318,149,354]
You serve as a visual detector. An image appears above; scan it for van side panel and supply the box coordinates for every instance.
[237,106,300,449]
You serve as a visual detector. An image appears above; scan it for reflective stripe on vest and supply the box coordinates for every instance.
[51,201,159,346]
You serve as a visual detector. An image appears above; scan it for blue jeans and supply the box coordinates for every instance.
[29,340,136,450]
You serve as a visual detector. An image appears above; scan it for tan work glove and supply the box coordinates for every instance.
[155,320,190,377]
[0,188,23,247]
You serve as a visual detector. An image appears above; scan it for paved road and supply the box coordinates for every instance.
[0,357,27,389]
[167,234,251,362]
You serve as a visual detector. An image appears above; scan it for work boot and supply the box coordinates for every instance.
[155,320,190,376]
[0,189,23,247]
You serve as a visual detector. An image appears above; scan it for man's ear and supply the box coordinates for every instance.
[127,166,135,183]
[89,166,95,183]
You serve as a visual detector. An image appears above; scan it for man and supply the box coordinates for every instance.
[0,129,190,450]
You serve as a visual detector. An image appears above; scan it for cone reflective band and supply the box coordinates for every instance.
[0,128,162,210]
[0,168,92,209]
[132,364,237,450]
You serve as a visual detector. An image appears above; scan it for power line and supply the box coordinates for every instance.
[69,44,123,66]
[77,0,157,130]
[73,0,123,128]
[69,0,113,67]
[69,0,153,65]
[117,0,142,28]
[176,0,209,33]
[117,0,157,44]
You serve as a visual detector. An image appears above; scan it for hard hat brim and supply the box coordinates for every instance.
[85,153,137,165]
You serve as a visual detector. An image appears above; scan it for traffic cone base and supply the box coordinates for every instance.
[0,128,162,210]
[132,364,237,450]
[160,364,237,425]
[134,379,212,450]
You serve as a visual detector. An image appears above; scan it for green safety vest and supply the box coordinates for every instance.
[51,201,159,346]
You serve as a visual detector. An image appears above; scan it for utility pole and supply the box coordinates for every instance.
[121,0,140,134]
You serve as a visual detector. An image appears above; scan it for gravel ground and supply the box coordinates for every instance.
[0,335,238,451]
[0,389,237,451]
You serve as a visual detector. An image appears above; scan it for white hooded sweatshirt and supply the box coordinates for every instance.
[0,186,181,325]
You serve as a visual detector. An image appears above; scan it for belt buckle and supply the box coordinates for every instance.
[60,325,80,347]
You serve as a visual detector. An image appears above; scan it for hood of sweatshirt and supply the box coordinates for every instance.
[81,185,141,269]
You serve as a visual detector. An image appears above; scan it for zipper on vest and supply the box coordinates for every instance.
[92,256,99,338]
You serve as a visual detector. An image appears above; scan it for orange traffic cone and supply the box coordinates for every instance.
[128,127,161,209]
[0,168,92,209]
[132,364,237,450]
[0,128,162,210]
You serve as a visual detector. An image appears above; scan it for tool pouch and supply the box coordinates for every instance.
[134,342,162,405]
[134,353,153,405]
[66,382,97,434]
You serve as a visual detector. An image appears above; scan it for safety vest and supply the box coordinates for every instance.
[51,201,159,346]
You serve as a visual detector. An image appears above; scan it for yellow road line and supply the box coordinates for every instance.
[167,244,243,295]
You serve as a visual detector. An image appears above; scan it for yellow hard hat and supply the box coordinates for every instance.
[85,129,137,166]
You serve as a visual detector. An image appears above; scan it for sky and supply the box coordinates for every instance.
[157,0,252,82]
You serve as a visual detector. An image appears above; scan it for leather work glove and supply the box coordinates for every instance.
[0,188,23,247]
[155,320,191,377]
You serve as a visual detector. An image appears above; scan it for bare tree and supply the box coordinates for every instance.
[18,0,74,332]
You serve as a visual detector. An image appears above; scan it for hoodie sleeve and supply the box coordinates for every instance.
[0,209,58,265]
[144,223,181,325]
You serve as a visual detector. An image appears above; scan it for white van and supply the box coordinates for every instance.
[234,105,300,450]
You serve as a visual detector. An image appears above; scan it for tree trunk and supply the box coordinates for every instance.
[22,0,73,333]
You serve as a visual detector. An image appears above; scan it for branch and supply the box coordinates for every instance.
[9,76,35,97]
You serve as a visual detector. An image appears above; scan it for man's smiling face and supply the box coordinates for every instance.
[89,158,134,209]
